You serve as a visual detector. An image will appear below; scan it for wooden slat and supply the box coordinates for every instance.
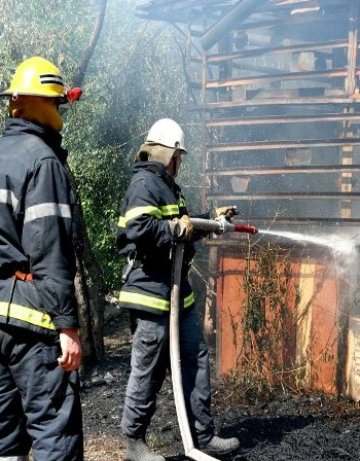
[208,138,360,152]
[206,69,354,89]
[206,192,360,200]
[206,113,360,127]
[202,39,348,64]
[193,97,359,110]
[205,165,360,176]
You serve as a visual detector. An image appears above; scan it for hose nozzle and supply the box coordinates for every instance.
[189,217,257,235]
[234,223,258,234]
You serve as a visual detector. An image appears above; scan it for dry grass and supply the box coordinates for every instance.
[84,434,125,461]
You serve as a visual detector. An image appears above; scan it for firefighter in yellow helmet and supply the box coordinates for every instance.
[0,57,83,461]
[116,118,239,461]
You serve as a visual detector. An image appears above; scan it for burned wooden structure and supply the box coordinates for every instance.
[139,0,360,400]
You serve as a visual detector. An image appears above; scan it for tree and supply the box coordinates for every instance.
[67,0,109,364]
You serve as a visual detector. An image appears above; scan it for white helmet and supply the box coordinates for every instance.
[145,118,186,152]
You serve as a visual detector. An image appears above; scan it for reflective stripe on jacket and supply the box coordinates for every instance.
[0,118,78,334]
[116,161,195,315]
[0,300,56,331]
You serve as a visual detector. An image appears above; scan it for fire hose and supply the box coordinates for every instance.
[169,217,257,461]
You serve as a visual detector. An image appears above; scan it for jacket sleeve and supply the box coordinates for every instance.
[21,157,78,330]
[123,177,174,252]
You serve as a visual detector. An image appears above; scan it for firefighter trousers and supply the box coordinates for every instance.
[0,327,83,461]
[121,307,215,445]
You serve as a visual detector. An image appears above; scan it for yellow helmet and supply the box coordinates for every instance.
[1,56,67,99]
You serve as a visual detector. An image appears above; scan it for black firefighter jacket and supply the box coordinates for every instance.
[116,161,196,315]
[0,118,79,336]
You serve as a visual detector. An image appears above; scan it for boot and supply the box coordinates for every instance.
[200,435,240,455]
[125,437,165,461]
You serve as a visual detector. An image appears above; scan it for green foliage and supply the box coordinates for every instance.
[69,145,131,289]
[0,0,95,79]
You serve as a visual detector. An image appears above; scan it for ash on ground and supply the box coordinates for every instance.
[81,306,360,461]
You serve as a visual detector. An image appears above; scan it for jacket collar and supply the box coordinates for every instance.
[3,118,68,164]
[133,161,181,193]
[133,161,168,176]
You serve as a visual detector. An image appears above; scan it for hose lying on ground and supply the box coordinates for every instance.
[169,218,257,460]
[170,241,220,461]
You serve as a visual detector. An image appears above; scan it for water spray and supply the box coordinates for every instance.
[258,229,356,255]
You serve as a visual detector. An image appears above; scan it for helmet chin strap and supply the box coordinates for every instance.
[166,153,182,178]
[166,163,177,178]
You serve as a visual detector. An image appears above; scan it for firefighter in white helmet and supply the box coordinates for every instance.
[116,118,239,461]
[0,57,83,461]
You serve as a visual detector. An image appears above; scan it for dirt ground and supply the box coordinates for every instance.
[81,308,360,461]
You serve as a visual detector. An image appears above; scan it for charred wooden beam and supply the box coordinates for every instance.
[231,63,285,74]
[205,165,360,176]
[206,113,360,127]
[207,192,360,200]
[208,138,360,152]
[194,97,359,110]
[202,0,264,50]
[196,39,348,64]
[206,69,355,89]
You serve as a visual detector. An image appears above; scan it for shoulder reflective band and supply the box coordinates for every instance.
[119,291,195,311]
[24,203,71,224]
[0,302,56,330]
[0,189,19,209]
[120,291,170,311]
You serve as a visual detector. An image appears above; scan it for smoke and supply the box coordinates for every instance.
[258,228,360,284]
